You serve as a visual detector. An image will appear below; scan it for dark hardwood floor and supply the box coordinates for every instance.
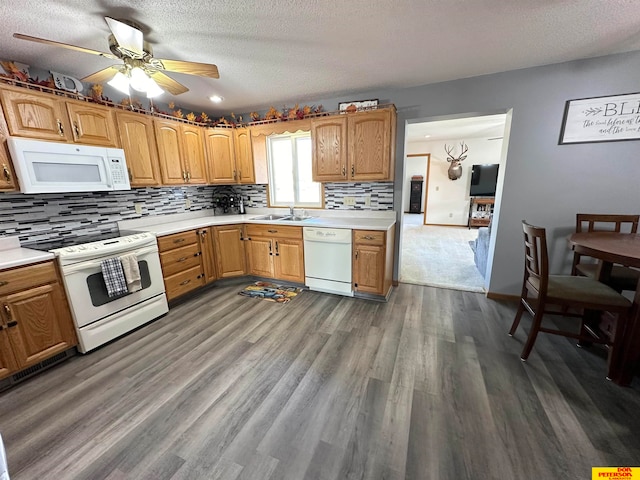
[1,282,639,479]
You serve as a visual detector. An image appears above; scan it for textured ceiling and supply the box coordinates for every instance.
[1,1,640,115]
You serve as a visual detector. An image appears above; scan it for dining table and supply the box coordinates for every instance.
[568,231,640,386]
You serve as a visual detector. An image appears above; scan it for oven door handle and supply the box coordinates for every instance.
[61,245,159,274]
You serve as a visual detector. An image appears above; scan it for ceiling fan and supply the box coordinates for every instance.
[13,17,219,97]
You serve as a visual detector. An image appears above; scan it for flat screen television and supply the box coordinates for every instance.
[470,164,499,197]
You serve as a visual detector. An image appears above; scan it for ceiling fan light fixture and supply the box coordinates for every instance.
[145,77,164,98]
[107,71,131,95]
[129,66,149,91]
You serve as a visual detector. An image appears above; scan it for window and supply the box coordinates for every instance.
[267,132,322,208]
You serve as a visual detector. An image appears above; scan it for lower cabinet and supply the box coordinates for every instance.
[213,225,247,278]
[198,227,218,283]
[353,229,394,297]
[245,224,304,283]
[0,260,77,380]
[158,230,205,301]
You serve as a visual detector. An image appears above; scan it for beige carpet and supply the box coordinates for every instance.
[400,214,486,292]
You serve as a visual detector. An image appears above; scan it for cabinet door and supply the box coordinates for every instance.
[274,238,305,283]
[65,101,119,147]
[353,244,385,294]
[213,225,247,278]
[348,110,391,180]
[0,88,70,141]
[311,116,347,182]
[2,282,77,369]
[204,128,237,184]
[235,128,255,184]
[116,111,161,187]
[0,329,18,380]
[154,120,186,185]
[247,237,274,278]
[198,228,218,284]
[181,125,207,184]
[0,145,18,192]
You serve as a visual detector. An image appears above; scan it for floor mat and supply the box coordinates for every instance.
[238,281,303,304]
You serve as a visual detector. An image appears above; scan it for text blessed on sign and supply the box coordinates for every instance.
[559,92,640,144]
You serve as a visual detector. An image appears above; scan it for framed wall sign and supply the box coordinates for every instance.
[559,92,640,144]
[338,99,379,113]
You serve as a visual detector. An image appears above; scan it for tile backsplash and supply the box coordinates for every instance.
[1,182,394,245]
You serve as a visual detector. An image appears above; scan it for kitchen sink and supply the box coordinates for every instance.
[281,216,314,222]
[250,214,292,221]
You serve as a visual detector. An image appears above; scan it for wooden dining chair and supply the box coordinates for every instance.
[509,221,631,374]
[572,214,640,292]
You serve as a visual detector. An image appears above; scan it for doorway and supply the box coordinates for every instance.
[399,113,509,292]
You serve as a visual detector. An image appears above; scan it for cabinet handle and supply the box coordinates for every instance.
[182,171,187,181]
[127,167,132,181]
[342,165,346,177]
[200,230,207,237]
[180,279,191,286]
[268,229,278,233]
[3,304,11,320]
[275,241,279,256]
[351,165,355,177]
[0,280,7,287]
[233,170,237,180]
[7,321,17,328]
[363,235,375,240]
[173,238,186,244]
[238,169,241,180]
[177,256,188,262]
[355,250,359,259]
[73,122,80,137]
[2,164,11,183]
[56,119,64,136]
[269,240,272,255]
[186,171,191,182]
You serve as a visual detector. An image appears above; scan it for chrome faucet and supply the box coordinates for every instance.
[289,205,295,215]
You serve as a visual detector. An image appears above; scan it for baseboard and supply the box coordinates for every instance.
[486,291,519,302]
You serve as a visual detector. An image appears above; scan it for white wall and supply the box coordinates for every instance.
[402,154,428,213]
[410,137,504,225]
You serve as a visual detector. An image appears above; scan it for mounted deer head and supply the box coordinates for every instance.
[444,142,468,180]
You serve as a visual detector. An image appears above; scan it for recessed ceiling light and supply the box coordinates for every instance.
[209,95,224,103]
[424,134,431,138]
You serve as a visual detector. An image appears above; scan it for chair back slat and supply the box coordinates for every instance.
[522,221,549,294]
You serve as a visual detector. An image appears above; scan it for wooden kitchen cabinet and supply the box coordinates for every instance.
[311,107,396,182]
[204,128,236,184]
[0,108,18,191]
[213,225,247,278]
[154,120,206,185]
[197,227,218,283]
[0,260,77,380]
[353,229,394,297]
[234,128,256,184]
[245,224,304,283]
[158,230,205,301]
[311,115,348,181]
[115,111,161,187]
[0,86,119,148]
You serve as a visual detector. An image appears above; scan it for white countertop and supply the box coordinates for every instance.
[0,236,55,270]
[120,209,396,237]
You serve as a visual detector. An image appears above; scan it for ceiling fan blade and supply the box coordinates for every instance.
[105,17,143,55]
[148,71,189,95]
[155,58,219,79]
[81,66,122,84]
[13,33,118,59]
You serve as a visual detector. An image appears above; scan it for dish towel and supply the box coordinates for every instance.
[0,433,9,480]
[101,257,128,298]
[120,253,142,293]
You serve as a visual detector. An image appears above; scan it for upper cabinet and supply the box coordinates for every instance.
[0,86,119,147]
[154,120,206,185]
[311,106,396,182]
[115,111,161,187]
[205,126,256,184]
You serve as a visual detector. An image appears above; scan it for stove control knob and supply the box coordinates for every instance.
[78,246,86,250]
[65,247,74,252]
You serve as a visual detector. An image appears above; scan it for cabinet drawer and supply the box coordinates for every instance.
[0,260,58,296]
[160,243,201,277]
[246,224,303,239]
[164,265,204,301]
[353,230,385,246]
[158,230,199,251]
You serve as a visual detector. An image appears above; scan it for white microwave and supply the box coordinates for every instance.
[7,137,130,194]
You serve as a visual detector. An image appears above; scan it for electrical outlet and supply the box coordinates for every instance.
[364,195,371,207]
[185,198,192,209]
[343,196,356,206]
[134,203,143,214]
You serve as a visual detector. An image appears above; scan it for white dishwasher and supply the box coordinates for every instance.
[303,227,354,296]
